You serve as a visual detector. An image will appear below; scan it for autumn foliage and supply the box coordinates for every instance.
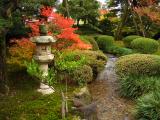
[26,6,92,50]
[133,0,160,24]
[8,38,35,67]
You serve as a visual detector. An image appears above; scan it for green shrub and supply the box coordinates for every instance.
[71,65,93,86]
[135,91,160,120]
[119,75,160,98]
[123,35,142,48]
[108,46,133,56]
[55,51,86,72]
[25,60,57,85]
[53,50,107,83]
[131,38,159,53]
[68,50,107,79]
[80,36,99,51]
[116,54,160,77]
[96,35,114,51]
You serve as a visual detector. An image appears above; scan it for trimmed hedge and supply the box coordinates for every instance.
[73,50,107,79]
[108,46,133,56]
[53,50,107,84]
[131,38,159,53]
[115,54,160,77]
[72,65,93,86]
[96,35,114,51]
[123,35,142,48]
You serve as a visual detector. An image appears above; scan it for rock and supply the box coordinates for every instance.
[73,102,98,120]
[74,86,92,104]
[73,86,97,119]
[73,98,85,108]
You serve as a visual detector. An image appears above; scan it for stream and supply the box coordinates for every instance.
[89,54,134,120]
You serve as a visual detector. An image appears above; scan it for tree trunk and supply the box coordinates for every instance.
[137,14,146,37]
[0,29,9,94]
[115,1,129,40]
[62,0,70,18]
[0,0,19,94]
[132,12,140,35]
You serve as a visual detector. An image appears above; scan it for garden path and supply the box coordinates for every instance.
[89,54,134,120]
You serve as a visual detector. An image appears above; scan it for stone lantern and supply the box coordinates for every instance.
[31,24,56,76]
[31,24,56,94]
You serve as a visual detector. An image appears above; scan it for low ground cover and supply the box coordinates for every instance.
[0,69,76,120]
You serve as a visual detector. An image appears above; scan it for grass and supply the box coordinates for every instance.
[0,68,77,120]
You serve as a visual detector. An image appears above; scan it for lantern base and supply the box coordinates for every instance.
[37,83,55,95]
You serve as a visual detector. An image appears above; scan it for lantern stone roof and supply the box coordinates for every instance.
[31,36,56,43]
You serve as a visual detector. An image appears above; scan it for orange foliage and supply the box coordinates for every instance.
[26,6,92,50]
[8,38,35,66]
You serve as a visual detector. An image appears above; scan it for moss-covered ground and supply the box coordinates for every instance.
[0,69,77,120]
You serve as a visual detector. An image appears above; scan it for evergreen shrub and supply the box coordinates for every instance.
[108,46,133,56]
[116,54,160,77]
[123,35,142,48]
[96,35,114,51]
[71,65,93,86]
[131,38,159,53]
[53,50,107,84]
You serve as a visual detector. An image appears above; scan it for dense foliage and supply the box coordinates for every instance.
[62,0,100,26]
[26,6,91,50]
[116,54,160,77]
[96,35,114,51]
[123,35,142,48]
[72,65,93,86]
[54,50,107,81]
[80,35,99,51]
[119,75,160,98]
[108,46,133,56]
[135,91,160,120]
[131,38,159,53]
[7,38,35,71]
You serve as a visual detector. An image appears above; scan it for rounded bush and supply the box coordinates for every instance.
[75,50,107,79]
[72,65,93,86]
[116,54,160,76]
[108,46,133,56]
[123,35,142,48]
[131,38,159,53]
[135,92,160,120]
[96,35,114,51]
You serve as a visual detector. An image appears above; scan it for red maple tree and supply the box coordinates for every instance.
[26,6,92,50]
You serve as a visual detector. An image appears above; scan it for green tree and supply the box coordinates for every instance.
[0,0,58,94]
[0,0,18,94]
[107,0,160,39]
[62,0,70,17]
[59,0,100,26]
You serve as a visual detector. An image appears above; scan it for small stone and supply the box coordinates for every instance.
[73,98,85,107]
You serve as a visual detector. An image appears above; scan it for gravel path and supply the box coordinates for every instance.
[89,55,134,120]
